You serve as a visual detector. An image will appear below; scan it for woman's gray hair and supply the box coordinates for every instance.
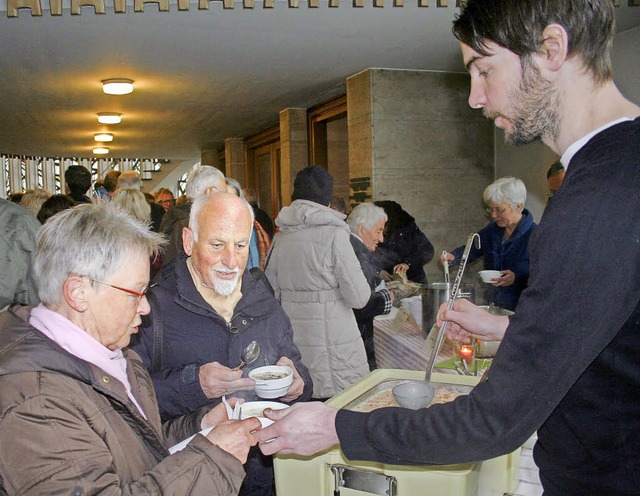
[33,203,165,306]
[110,188,151,224]
[189,192,255,242]
[347,202,387,233]
[185,165,225,201]
[483,177,527,208]
[225,177,246,200]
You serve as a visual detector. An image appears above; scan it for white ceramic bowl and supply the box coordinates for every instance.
[249,365,294,399]
[240,401,289,427]
[478,270,502,283]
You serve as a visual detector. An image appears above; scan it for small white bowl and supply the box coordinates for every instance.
[249,365,293,399]
[478,270,502,283]
[240,401,289,427]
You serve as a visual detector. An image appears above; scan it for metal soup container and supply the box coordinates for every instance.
[422,282,476,336]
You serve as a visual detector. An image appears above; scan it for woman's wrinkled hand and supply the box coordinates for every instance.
[205,418,261,464]
[493,270,515,287]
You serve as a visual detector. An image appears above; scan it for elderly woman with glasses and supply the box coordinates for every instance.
[0,204,260,495]
[439,177,536,310]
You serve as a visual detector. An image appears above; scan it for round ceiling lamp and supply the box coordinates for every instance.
[97,112,122,124]
[102,78,134,95]
[93,146,110,155]
[94,132,114,142]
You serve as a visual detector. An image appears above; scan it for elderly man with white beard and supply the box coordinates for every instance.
[131,192,312,496]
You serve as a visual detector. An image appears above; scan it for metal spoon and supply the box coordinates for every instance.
[232,341,260,371]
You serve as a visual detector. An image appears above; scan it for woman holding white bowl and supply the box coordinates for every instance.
[439,177,536,311]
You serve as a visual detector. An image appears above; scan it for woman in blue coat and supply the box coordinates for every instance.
[441,177,536,310]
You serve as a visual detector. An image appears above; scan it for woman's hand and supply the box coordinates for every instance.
[438,252,455,265]
[393,263,409,275]
[201,397,245,430]
[493,270,515,287]
[206,418,261,464]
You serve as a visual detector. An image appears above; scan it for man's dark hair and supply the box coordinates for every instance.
[37,194,76,224]
[546,161,565,180]
[103,169,121,193]
[452,0,615,83]
[64,165,92,195]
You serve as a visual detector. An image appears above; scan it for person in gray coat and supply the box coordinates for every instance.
[265,166,371,399]
[0,198,40,310]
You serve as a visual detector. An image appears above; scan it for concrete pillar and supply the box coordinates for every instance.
[346,70,374,209]
[279,108,308,207]
[348,68,494,282]
[224,138,245,182]
[201,149,223,172]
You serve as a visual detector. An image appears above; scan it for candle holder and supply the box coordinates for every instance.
[457,339,477,375]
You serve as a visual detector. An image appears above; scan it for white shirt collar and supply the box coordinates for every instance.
[561,117,633,170]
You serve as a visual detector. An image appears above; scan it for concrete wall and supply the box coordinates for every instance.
[326,117,350,209]
[349,69,494,283]
[613,26,640,106]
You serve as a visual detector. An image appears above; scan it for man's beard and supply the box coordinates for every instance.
[485,59,561,146]
[211,270,240,297]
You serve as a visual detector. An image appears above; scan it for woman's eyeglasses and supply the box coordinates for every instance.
[485,206,507,215]
[88,278,150,299]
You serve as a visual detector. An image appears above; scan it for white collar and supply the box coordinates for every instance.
[561,117,632,170]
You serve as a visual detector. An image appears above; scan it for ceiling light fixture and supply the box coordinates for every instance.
[102,78,134,95]
[93,146,109,155]
[97,112,122,124]
[94,132,114,142]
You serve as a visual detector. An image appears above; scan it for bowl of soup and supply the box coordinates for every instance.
[249,365,294,399]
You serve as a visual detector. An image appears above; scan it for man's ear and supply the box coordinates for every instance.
[183,226,194,256]
[539,23,569,72]
[63,275,88,312]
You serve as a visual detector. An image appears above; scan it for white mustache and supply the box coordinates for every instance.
[216,268,239,275]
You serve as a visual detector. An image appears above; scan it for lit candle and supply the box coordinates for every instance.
[459,345,474,365]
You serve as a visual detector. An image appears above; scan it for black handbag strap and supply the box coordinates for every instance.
[146,290,164,372]
[249,266,274,296]
[145,267,272,372]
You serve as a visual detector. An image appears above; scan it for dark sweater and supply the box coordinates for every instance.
[335,118,640,495]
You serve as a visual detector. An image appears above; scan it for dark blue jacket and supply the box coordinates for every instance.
[450,209,536,310]
[130,255,313,421]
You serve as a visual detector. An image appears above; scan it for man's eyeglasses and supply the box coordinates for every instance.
[88,278,150,299]
[485,206,507,215]
[158,199,176,206]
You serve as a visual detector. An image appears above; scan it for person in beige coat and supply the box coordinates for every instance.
[0,204,260,495]
[265,166,370,399]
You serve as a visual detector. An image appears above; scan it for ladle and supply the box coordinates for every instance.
[232,340,260,371]
[392,233,481,408]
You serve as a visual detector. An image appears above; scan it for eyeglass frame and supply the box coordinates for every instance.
[86,277,151,299]
[157,198,176,206]
[485,206,508,215]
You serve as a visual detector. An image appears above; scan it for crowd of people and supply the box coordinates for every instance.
[1,1,638,494]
